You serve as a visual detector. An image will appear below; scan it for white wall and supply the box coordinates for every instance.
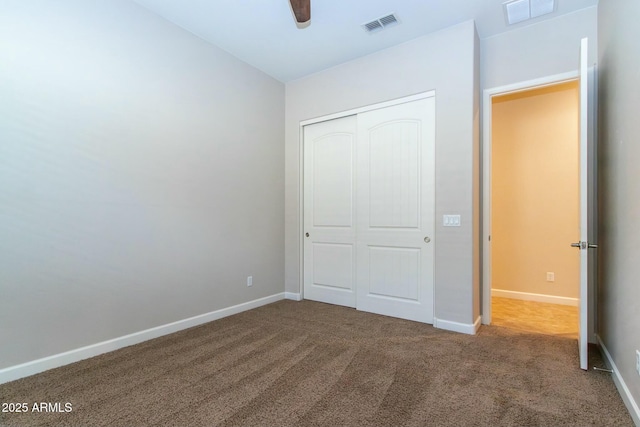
[285,21,479,326]
[0,0,284,369]
[482,7,598,90]
[598,0,640,421]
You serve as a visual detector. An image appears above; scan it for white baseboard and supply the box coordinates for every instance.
[597,335,640,426]
[0,293,285,385]
[284,292,302,301]
[473,316,482,334]
[492,289,578,306]
[434,316,481,335]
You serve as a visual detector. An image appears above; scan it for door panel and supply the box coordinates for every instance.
[578,37,589,371]
[368,246,420,301]
[312,243,353,290]
[356,98,435,323]
[312,134,353,227]
[369,121,420,228]
[303,116,357,307]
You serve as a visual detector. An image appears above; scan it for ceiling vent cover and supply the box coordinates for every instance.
[362,13,399,33]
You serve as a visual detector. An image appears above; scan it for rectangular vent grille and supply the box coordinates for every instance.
[364,20,383,32]
[379,14,397,26]
[362,13,399,33]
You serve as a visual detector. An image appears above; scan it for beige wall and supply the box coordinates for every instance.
[491,82,579,299]
[482,7,597,90]
[479,6,596,319]
[598,0,640,420]
[472,27,481,320]
[0,0,284,369]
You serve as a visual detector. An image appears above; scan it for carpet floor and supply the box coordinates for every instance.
[0,300,633,427]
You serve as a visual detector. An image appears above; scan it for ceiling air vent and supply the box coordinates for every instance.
[362,13,399,33]
[379,14,398,27]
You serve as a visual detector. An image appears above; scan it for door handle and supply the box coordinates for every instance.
[424,236,431,243]
[571,242,582,248]
[588,243,598,249]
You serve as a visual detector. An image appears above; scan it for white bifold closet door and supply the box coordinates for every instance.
[303,96,435,323]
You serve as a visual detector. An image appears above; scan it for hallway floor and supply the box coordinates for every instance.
[491,297,578,338]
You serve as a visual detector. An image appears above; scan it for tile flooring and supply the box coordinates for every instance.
[491,296,578,338]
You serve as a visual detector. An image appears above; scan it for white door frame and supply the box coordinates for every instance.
[298,91,436,301]
[481,71,579,325]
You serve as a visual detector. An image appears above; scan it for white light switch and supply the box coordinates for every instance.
[443,215,461,227]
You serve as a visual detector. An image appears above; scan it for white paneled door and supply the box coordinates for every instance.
[356,98,435,323]
[303,115,357,307]
[303,96,435,323]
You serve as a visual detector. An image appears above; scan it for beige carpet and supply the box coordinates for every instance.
[0,300,632,427]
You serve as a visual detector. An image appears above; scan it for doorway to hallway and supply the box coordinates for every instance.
[489,80,580,337]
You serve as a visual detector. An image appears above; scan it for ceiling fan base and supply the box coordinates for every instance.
[290,0,311,24]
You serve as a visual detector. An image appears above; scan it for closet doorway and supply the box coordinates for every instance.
[302,94,436,324]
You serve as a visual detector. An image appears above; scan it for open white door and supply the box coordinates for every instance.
[574,37,592,371]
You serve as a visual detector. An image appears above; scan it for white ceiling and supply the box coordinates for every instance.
[132,0,598,82]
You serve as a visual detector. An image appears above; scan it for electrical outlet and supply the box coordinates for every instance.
[636,350,640,376]
[247,276,253,287]
[443,214,461,227]
[546,272,555,282]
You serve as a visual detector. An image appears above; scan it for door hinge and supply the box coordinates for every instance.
[571,241,597,250]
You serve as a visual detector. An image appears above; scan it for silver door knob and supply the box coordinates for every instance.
[424,236,431,243]
[305,232,309,237]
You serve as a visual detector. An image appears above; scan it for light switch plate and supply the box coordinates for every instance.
[443,215,461,227]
